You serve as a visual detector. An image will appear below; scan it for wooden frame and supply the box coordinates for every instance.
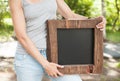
[46,17,103,74]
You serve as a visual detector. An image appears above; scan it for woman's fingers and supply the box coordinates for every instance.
[48,71,58,78]
[96,22,105,31]
[53,73,58,78]
[56,64,64,68]
[46,63,64,78]
[57,70,64,76]
[53,70,63,78]
[55,64,64,77]
[96,21,105,28]
[96,16,106,31]
[50,70,63,78]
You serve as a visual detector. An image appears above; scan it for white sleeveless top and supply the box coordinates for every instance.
[16,0,57,54]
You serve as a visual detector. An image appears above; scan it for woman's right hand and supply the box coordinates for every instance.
[43,62,64,78]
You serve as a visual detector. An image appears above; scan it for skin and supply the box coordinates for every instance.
[9,0,106,78]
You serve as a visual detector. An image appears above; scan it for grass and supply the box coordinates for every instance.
[116,62,120,69]
[106,30,120,43]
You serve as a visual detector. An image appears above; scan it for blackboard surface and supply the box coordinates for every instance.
[57,28,94,65]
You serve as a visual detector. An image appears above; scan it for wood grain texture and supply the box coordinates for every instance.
[46,17,103,74]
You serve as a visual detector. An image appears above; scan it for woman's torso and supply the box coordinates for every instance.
[16,0,57,54]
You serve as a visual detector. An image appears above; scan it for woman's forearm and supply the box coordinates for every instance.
[17,34,49,68]
[56,0,88,20]
[68,13,88,20]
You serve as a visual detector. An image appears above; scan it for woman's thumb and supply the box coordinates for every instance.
[56,64,64,68]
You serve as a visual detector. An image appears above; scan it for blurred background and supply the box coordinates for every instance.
[0,0,120,81]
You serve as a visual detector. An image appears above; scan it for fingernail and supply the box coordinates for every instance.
[61,66,64,68]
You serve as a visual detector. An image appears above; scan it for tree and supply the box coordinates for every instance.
[101,0,106,38]
[106,0,120,31]
[0,0,13,41]
[65,0,94,17]
[112,0,120,30]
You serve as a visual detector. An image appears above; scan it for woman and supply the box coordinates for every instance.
[9,0,106,81]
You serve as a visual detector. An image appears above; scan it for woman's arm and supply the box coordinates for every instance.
[56,0,88,19]
[9,0,63,78]
[56,0,106,30]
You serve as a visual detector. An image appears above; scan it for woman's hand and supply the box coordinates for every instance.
[96,16,106,31]
[43,62,64,78]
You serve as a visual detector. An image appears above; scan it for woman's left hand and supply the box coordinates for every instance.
[96,16,106,31]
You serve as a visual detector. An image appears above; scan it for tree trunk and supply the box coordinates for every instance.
[101,0,106,39]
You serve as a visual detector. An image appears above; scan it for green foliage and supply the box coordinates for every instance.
[65,0,120,31]
[106,29,120,43]
[65,0,94,17]
[106,0,120,31]
[116,62,120,69]
[0,0,13,41]
[0,0,119,42]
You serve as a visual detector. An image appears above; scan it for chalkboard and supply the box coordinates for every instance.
[57,28,94,65]
[47,18,103,74]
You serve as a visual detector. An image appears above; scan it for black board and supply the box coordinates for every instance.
[57,28,94,65]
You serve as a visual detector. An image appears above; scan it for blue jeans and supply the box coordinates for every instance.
[14,49,82,81]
